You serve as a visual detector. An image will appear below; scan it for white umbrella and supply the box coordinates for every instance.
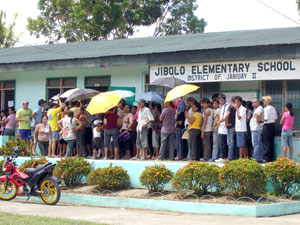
[60,88,80,98]
[65,88,100,102]
[112,90,135,98]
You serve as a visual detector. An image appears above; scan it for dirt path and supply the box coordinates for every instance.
[0,199,300,225]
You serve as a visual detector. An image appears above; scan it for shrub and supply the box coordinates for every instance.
[53,157,92,187]
[18,157,48,173]
[172,161,220,195]
[265,157,300,196]
[219,158,267,197]
[0,135,31,157]
[87,164,130,190]
[139,164,173,192]
[0,160,5,176]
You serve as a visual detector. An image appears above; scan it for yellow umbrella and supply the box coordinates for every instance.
[165,84,200,102]
[86,91,121,115]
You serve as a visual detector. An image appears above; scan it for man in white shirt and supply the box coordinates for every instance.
[262,96,278,162]
[234,96,247,158]
[250,97,264,163]
[216,94,229,162]
[133,98,154,160]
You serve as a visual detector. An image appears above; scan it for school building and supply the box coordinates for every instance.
[0,26,300,158]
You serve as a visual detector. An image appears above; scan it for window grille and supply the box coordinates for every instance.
[46,78,76,100]
[286,80,300,132]
[0,81,15,111]
[264,80,282,136]
[84,76,110,92]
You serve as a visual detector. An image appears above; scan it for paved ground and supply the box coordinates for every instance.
[1,199,300,225]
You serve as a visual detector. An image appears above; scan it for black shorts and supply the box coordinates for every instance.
[59,139,67,145]
[93,137,101,150]
[131,131,137,146]
[85,127,93,145]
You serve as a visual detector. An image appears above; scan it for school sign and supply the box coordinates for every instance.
[149,59,300,83]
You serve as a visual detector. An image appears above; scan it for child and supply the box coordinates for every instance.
[93,120,104,159]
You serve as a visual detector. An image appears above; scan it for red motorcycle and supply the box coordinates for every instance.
[0,153,61,205]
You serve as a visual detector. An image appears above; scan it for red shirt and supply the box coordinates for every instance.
[104,113,119,129]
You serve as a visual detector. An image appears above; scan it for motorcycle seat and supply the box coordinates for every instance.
[26,163,52,175]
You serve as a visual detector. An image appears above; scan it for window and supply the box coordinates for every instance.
[264,80,283,136]
[145,74,163,93]
[0,81,15,111]
[46,78,76,100]
[84,76,110,92]
[286,80,300,132]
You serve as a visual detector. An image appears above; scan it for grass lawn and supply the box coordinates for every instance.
[0,211,105,225]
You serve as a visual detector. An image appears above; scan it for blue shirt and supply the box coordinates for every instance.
[31,106,43,127]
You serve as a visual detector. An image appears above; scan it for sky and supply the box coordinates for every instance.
[0,0,299,47]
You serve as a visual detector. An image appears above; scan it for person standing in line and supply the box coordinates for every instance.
[158,101,176,161]
[16,101,33,146]
[0,110,7,135]
[216,95,229,162]
[280,103,294,160]
[175,102,185,160]
[262,96,278,162]
[33,115,53,156]
[58,111,78,157]
[3,107,16,136]
[119,104,134,159]
[245,101,254,158]
[201,98,213,161]
[92,120,104,159]
[47,99,63,157]
[225,96,237,161]
[250,97,264,163]
[84,109,94,157]
[131,106,138,158]
[30,99,45,155]
[152,104,162,160]
[185,102,202,161]
[235,96,248,158]
[210,99,220,162]
[58,106,69,157]
[75,107,87,158]
[132,99,154,160]
[184,97,197,160]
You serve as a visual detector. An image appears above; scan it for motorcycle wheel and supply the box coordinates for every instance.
[0,180,17,201]
[40,177,61,205]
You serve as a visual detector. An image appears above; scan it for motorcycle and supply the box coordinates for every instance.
[0,152,61,205]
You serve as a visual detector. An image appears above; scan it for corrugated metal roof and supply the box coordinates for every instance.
[0,26,300,64]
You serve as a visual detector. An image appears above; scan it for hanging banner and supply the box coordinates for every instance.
[149,59,300,83]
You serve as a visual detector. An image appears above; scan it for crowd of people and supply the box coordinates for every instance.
[0,93,295,162]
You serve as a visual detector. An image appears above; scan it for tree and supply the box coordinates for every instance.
[153,0,207,36]
[0,11,18,48]
[27,0,206,43]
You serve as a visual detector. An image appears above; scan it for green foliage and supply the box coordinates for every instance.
[18,157,48,173]
[0,135,31,157]
[0,11,18,48]
[265,157,300,196]
[27,0,206,43]
[172,161,220,195]
[139,164,173,192]
[53,157,92,187]
[153,0,207,36]
[219,158,267,197]
[87,164,130,190]
[0,160,4,176]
